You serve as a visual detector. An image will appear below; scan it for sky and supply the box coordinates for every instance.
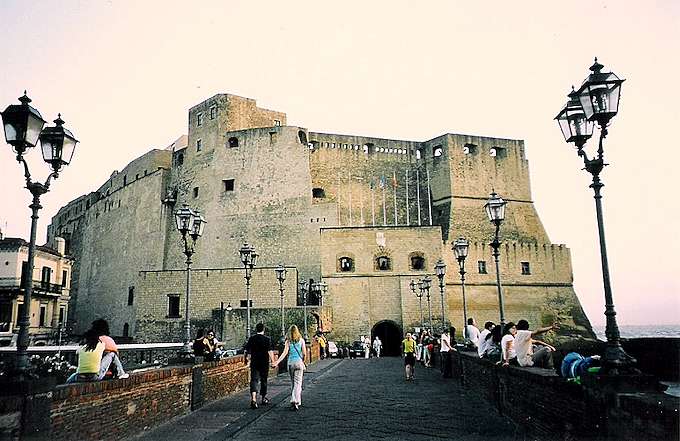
[1,0,678,326]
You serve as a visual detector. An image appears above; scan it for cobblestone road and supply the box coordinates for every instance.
[132,357,519,441]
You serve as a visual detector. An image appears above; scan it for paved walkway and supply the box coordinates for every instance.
[129,357,519,441]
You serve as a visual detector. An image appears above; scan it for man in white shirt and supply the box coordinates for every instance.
[477,321,495,358]
[439,327,455,378]
[465,318,481,348]
[514,319,557,369]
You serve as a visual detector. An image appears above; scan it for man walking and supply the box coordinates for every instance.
[401,332,417,380]
[244,323,275,409]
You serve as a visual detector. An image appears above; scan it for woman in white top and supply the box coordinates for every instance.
[501,322,517,366]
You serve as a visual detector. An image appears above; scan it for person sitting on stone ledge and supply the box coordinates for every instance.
[92,318,129,379]
[501,322,518,367]
[560,352,601,383]
[478,321,495,358]
[205,330,223,360]
[66,329,105,383]
[514,319,557,369]
[193,328,209,358]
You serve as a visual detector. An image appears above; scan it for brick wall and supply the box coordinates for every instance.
[453,351,679,441]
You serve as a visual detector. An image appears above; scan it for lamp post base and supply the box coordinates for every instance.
[602,344,638,375]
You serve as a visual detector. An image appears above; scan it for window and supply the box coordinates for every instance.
[196,139,202,151]
[123,323,130,337]
[274,120,281,126]
[39,304,47,327]
[376,256,391,271]
[478,261,487,274]
[58,307,65,326]
[193,187,199,198]
[312,188,326,199]
[167,295,180,318]
[463,143,478,155]
[228,137,239,148]
[197,113,203,127]
[223,179,235,192]
[410,255,425,270]
[521,262,531,275]
[61,270,68,287]
[128,286,134,305]
[176,153,184,166]
[433,145,443,158]
[416,149,422,160]
[240,299,253,307]
[41,266,52,284]
[298,131,307,144]
[210,106,217,120]
[339,257,354,272]
[0,302,11,332]
[123,175,127,186]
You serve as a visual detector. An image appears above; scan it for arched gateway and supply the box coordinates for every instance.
[371,320,402,357]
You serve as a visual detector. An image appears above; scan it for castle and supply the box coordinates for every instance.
[47,93,594,351]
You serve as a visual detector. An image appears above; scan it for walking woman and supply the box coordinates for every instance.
[272,324,306,410]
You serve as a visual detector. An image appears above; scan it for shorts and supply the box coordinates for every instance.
[404,353,416,366]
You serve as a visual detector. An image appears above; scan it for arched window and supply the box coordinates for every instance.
[338,257,354,272]
[433,145,443,158]
[298,130,307,144]
[410,253,425,270]
[312,188,326,199]
[123,323,129,337]
[416,149,423,160]
[175,153,184,166]
[376,256,391,271]
[228,137,239,148]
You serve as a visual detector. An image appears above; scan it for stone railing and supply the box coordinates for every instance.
[452,349,679,441]
[0,340,320,441]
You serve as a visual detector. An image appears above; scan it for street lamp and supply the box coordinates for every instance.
[318,281,328,307]
[484,191,507,325]
[434,259,447,332]
[239,243,258,337]
[555,58,634,373]
[299,280,309,340]
[174,204,206,352]
[275,264,287,339]
[410,279,424,329]
[2,92,78,375]
[452,237,470,342]
[421,275,433,331]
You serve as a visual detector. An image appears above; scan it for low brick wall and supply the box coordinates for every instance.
[1,341,321,441]
[453,350,679,441]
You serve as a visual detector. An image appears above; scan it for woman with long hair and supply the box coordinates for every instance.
[66,329,105,383]
[272,324,306,410]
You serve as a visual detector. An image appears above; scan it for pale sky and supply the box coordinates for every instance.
[1,1,678,326]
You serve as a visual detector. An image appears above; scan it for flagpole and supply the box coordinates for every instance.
[393,171,398,226]
[405,169,410,226]
[348,172,353,227]
[426,167,433,226]
[416,169,422,226]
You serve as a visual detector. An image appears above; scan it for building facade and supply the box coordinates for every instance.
[47,93,594,345]
[0,236,72,346]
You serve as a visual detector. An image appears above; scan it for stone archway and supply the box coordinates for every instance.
[371,320,402,357]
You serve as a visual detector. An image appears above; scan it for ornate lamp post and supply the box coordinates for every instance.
[174,204,206,351]
[421,276,433,331]
[484,191,507,325]
[299,280,309,341]
[410,279,424,328]
[318,281,328,307]
[434,259,447,332]
[452,237,470,341]
[275,264,287,339]
[2,92,78,374]
[555,58,634,373]
[239,243,258,337]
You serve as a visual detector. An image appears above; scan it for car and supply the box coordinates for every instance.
[349,340,365,358]
[327,341,339,358]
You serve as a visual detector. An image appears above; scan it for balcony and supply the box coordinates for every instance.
[0,277,63,295]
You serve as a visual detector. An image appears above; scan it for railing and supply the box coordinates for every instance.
[0,342,185,368]
[0,277,63,294]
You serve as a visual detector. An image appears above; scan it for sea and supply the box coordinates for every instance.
[592,324,680,340]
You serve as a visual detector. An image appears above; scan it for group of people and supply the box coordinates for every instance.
[193,328,224,360]
[469,318,557,369]
[401,326,457,380]
[357,335,383,358]
[67,318,129,383]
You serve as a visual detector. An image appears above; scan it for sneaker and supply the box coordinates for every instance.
[118,373,129,379]
[250,400,258,409]
[261,397,271,406]
[294,403,300,411]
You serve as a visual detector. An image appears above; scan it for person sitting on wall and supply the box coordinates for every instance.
[465,318,481,348]
[501,322,518,367]
[66,329,105,383]
[193,328,209,358]
[477,321,495,358]
[205,330,223,360]
[560,352,601,383]
[91,318,129,379]
[514,319,557,369]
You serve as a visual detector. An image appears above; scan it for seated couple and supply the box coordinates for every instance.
[67,319,129,383]
[502,319,557,369]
